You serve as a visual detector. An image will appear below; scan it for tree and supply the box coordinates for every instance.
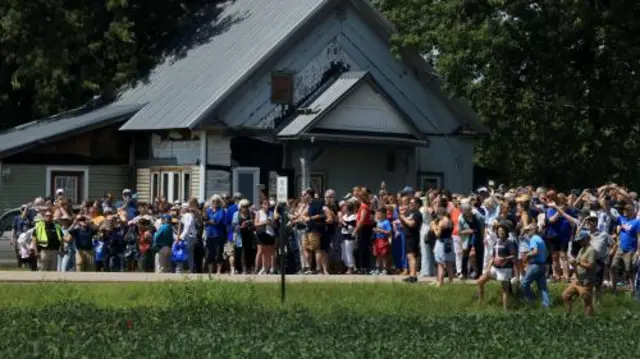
[376,0,640,189]
[0,0,224,129]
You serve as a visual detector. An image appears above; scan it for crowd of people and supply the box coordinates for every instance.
[9,182,640,314]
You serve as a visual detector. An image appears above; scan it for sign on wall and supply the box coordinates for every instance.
[276,176,288,203]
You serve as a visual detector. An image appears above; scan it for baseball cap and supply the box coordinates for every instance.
[575,230,590,242]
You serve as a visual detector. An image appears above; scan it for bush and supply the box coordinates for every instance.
[1,282,639,358]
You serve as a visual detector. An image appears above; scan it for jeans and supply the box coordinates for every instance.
[57,252,75,272]
[522,263,551,308]
[183,235,196,272]
[453,235,463,274]
[419,224,434,276]
[293,227,307,269]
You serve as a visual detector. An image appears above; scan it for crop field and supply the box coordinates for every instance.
[1,281,639,358]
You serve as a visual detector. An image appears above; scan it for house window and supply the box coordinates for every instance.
[271,72,294,104]
[151,169,192,203]
[417,172,444,191]
[46,166,88,204]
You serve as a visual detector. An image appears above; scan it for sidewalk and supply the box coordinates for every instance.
[0,271,467,284]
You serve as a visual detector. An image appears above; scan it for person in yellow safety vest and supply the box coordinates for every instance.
[31,210,63,271]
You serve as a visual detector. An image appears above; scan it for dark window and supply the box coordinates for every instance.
[183,173,191,201]
[271,72,294,105]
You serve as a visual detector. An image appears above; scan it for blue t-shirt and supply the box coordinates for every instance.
[225,203,238,241]
[528,235,547,264]
[617,216,640,252]
[94,240,106,261]
[375,220,392,240]
[546,208,572,241]
[205,207,226,238]
[13,216,30,235]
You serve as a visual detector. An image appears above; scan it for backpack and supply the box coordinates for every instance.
[172,240,187,263]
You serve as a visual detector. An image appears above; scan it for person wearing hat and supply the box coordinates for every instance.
[31,209,64,271]
[120,189,138,221]
[562,230,596,316]
[476,221,517,311]
[153,214,175,273]
[610,203,640,293]
[583,211,613,303]
[521,223,551,308]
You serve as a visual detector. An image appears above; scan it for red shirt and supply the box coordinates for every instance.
[356,203,373,226]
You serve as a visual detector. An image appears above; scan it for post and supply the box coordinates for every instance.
[276,176,289,304]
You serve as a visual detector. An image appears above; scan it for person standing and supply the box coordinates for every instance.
[153,214,174,273]
[205,195,226,275]
[179,203,198,272]
[400,197,423,283]
[66,216,96,272]
[31,210,63,271]
[610,204,640,292]
[562,232,596,316]
[521,223,551,308]
[584,212,613,303]
[476,222,516,311]
[433,207,455,286]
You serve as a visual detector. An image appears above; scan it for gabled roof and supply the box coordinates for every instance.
[0,104,142,158]
[118,0,327,130]
[277,71,427,144]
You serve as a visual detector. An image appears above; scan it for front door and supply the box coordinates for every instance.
[232,167,260,205]
[50,171,85,204]
[150,169,191,203]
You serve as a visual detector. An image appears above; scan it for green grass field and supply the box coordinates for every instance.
[1,281,639,358]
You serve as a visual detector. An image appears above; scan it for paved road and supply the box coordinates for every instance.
[0,271,461,284]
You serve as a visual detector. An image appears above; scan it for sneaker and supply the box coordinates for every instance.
[230,268,236,275]
[269,268,276,275]
[381,269,389,275]
[369,269,379,275]
[257,268,266,275]
[402,276,418,283]
[303,268,313,275]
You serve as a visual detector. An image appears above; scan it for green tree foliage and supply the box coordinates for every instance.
[0,0,224,129]
[377,0,640,188]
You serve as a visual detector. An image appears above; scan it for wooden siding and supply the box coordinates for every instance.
[417,137,474,193]
[88,166,131,200]
[207,134,231,166]
[0,164,46,213]
[314,82,414,134]
[136,168,151,203]
[190,166,200,201]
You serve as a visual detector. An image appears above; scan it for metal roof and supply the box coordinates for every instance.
[277,71,368,137]
[118,0,327,131]
[0,104,142,158]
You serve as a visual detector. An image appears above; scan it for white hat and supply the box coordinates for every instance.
[55,188,65,195]
[477,187,489,193]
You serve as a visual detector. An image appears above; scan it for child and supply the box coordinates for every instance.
[94,230,107,272]
[340,201,357,274]
[372,207,392,275]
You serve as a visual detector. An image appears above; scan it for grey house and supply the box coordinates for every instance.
[0,0,487,211]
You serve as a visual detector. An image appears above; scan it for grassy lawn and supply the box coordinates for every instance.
[1,281,639,358]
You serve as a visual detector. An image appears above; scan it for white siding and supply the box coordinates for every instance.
[206,134,231,166]
[190,166,200,201]
[314,82,414,135]
[150,132,200,165]
[136,168,151,202]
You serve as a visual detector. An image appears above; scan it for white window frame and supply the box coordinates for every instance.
[232,167,260,205]
[150,168,192,203]
[45,166,90,201]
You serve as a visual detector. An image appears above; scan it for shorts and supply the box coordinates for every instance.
[223,242,235,259]
[372,238,389,257]
[405,236,419,255]
[563,282,593,300]
[303,231,320,251]
[206,237,224,264]
[257,232,276,246]
[612,250,636,273]
[548,237,569,252]
[490,266,513,282]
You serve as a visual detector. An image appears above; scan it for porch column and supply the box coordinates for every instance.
[199,130,207,202]
[299,146,311,192]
